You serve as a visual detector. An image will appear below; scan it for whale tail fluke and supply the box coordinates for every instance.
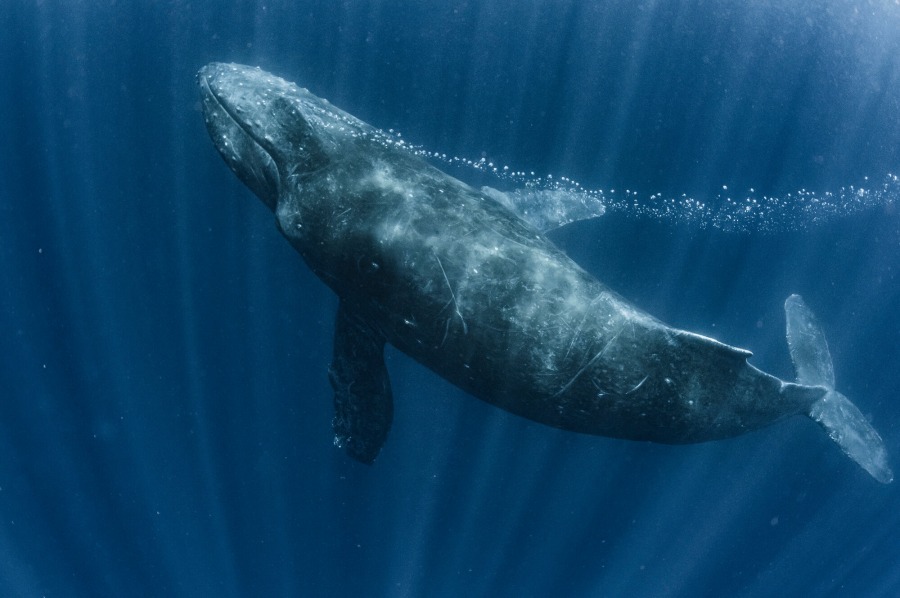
[784,294,893,483]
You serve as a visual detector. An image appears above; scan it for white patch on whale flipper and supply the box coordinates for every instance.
[481,186,606,233]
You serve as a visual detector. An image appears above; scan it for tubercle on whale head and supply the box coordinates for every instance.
[197,62,339,212]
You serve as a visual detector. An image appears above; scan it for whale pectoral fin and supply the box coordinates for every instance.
[480,185,606,233]
[328,301,393,465]
[785,294,893,483]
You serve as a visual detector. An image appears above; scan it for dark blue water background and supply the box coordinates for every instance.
[2,1,899,596]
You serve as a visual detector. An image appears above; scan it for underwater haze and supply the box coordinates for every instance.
[2,1,900,596]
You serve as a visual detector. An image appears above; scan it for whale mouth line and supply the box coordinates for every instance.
[200,68,282,207]
[201,73,275,165]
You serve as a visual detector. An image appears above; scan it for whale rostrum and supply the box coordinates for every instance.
[199,63,892,483]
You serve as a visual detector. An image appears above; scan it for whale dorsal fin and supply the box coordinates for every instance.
[673,330,753,362]
[481,185,606,233]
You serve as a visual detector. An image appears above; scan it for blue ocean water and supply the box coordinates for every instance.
[2,1,899,596]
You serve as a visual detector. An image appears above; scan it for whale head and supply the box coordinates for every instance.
[198,62,368,211]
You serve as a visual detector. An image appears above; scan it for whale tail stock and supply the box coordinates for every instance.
[784,294,893,483]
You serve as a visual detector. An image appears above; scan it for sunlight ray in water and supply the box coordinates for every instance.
[7,1,900,594]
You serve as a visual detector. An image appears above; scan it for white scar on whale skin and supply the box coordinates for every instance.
[200,63,892,482]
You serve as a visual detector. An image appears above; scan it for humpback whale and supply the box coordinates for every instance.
[198,63,892,483]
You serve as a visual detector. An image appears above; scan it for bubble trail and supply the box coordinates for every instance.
[305,99,898,233]
[423,149,900,233]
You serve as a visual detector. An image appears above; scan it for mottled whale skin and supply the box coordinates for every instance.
[199,63,892,482]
